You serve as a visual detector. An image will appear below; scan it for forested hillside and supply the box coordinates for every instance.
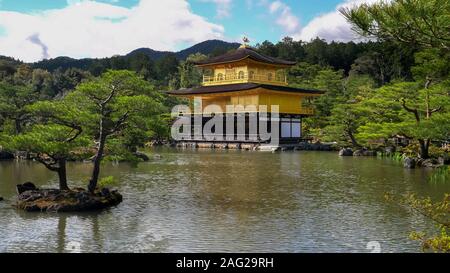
[0,38,417,96]
[0,0,448,158]
[28,39,240,74]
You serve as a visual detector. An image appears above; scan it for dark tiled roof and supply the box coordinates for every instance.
[167,83,325,95]
[194,46,296,66]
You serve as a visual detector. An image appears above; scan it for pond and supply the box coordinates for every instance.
[0,148,449,253]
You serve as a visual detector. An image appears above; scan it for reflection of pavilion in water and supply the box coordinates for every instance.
[187,152,304,220]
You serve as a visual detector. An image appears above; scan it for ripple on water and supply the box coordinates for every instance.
[0,150,447,252]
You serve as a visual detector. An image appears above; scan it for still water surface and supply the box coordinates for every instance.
[0,149,449,253]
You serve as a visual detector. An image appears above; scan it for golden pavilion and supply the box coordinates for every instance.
[168,43,324,146]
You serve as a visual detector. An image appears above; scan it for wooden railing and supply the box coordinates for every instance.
[189,106,315,115]
[202,72,287,86]
[299,107,314,115]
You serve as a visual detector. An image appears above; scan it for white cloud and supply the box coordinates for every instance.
[294,0,385,42]
[200,0,232,18]
[0,0,224,62]
[269,1,300,34]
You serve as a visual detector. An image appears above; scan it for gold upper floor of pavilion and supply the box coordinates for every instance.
[194,45,295,87]
[202,70,287,86]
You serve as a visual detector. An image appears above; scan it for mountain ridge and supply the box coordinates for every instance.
[126,40,240,60]
[26,40,240,72]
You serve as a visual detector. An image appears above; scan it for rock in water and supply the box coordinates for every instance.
[359,150,376,156]
[0,150,14,160]
[16,182,38,194]
[134,151,150,162]
[100,187,110,196]
[438,155,450,165]
[353,149,377,156]
[363,150,377,156]
[339,148,353,156]
[16,188,123,212]
[384,146,396,156]
[0,197,4,201]
[421,158,441,168]
[403,157,416,169]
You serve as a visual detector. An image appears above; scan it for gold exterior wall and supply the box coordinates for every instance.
[202,59,288,86]
[187,88,316,115]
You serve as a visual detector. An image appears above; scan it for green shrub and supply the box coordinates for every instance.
[378,151,405,161]
[386,193,450,253]
[98,176,117,188]
[429,166,450,184]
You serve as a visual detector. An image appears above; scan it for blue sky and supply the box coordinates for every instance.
[191,0,344,44]
[0,0,371,61]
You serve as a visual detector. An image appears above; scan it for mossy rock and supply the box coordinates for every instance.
[16,187,122,212]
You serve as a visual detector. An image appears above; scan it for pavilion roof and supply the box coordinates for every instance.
[194,46,296,67]
[167,83,324,96]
